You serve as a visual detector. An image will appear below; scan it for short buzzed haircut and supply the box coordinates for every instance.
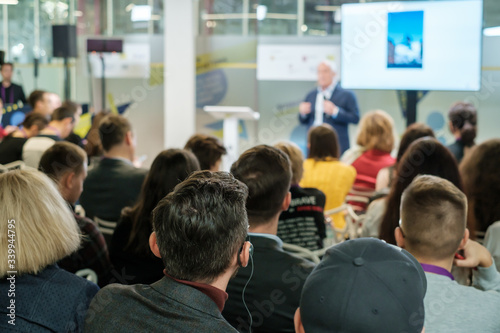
[98,114,132,151]
[51,105,78,122]
[39,142,87,181]
[230,145,292,226]
[401,175,467,260]
[184,134,227,170]
[152,171,248,283]
[28,90,47,108]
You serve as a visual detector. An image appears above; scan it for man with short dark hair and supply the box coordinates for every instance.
[80,114,147,228]
[184,133,227,171]
[396,175,500,332]
[84,171,252,332]
[28,90,61,118]
[223,145,316,333]
[22,105,80,168]
[295,238,427,333]
[39,142,113,287]
[0,62,26,105]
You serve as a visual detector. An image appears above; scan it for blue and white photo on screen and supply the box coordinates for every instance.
[387,11,424,68]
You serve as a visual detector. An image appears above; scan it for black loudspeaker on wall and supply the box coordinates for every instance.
[52,25,77,58]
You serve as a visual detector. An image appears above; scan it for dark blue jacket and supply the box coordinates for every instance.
[80,158,148,222]
[223,235,315,333]
[299,84,360,154]
[0,265,99,332]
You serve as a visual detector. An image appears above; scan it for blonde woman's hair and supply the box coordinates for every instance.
[356,110,395,152]
[0,170,80,278]
[274,141,304,185]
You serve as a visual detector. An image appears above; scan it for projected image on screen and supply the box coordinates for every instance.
[387,11,424,69]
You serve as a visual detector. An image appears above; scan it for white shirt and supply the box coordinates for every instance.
[313,82,337,126]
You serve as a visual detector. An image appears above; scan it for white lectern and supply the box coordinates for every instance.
[203,106,260,171]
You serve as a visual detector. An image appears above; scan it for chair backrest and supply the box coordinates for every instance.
[282,242,321,264]
[93,216,117,248]
[75,268,98,284]
[324,203,364,242]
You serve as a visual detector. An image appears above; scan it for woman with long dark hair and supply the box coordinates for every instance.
[110,149,200,284]
[378,138,464,245]
[460,139,500,270]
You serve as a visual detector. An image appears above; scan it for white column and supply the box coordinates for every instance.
[164,0,195,148]
[107,0,113,36]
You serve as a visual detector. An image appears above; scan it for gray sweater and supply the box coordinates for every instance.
[423,262,500,332]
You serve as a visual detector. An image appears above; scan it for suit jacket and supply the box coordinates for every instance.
[223,235,315,333]
[80,158,148,221]
[0,82,26,105]
[299,84,360,154]
[84,276,238,332]
[0,264,99,333]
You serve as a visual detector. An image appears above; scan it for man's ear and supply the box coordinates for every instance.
[125,130,133,146]
[448,121,455,133]
[282,191,292,211]
[64,117,73,127]
[62,172,75,191]
[395,227,405,248]
[149,232,162,258]
[458,228,470,250]
[294,308,306,333]
[238,241,251,268]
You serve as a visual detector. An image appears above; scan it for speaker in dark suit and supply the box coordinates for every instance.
[299,61,360,154]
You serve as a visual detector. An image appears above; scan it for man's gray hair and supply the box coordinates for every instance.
[319,60,337,73]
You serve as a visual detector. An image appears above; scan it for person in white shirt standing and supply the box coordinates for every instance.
[298,61,360,154]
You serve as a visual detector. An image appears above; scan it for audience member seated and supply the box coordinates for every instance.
[84,109,111,168]
[0,169,99,332]
[378,138,462,244]
[223,145,315,333]
[184,133,227,171]
[110,149,200,285]
[295,238,426,333]
[85,171,251,332]
[375,123,434,192]
[80,114,148,225]
[62,100,84,148]
[275,141,326,251]
[396,175,500,332]
[22,105,79,168]
[299,124,356,230]
[341,110,396,211]
[447,101,477,163]
[28,89,61,119]
[0,112,48,164]
[460,139,500,270]
[361,124,435,238]
[39,142,113,287]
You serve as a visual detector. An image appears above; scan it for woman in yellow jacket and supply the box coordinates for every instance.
[300,124,356,230]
